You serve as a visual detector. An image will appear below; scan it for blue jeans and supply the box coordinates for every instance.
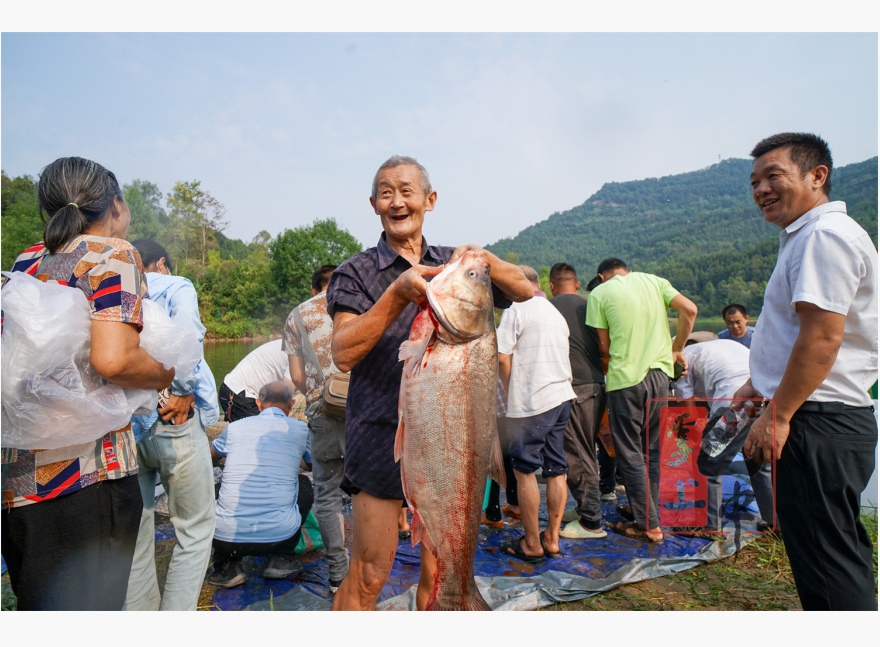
[123,416,216,611]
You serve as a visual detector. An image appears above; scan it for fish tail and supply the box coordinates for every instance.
[425,588,492,611]
[470,589,492,611]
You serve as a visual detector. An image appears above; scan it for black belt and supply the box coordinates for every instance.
[797,401,875,414]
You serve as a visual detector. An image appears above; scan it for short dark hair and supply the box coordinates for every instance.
[596,258,627,275]
[549,262,578,285]
[311,264,337,292]
[585,275,602,292]
[722,303,748,318]
[750,132,833,195]
[132,239,173,273]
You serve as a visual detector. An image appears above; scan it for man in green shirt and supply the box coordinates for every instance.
[586,258,697,543]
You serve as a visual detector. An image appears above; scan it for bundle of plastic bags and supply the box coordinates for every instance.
[1,271,202,450]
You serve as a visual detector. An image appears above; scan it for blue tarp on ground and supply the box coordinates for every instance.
[210,462,763,611]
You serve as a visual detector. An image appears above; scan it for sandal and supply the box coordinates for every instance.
[481,513,503,528]
[610,521,665,544]
[540,531,563,559]
[499,536,545,565]
[501,504,521,520]
[616,504,634,522]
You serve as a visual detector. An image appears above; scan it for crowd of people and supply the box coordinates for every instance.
[0,131,876,612]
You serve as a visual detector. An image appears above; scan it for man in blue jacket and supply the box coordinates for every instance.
[124,240,219,611]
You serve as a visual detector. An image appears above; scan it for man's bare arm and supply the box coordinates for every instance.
[596,328,610,374]
[450,245,533,302]
[498,353,512,394]
[669,293,698,370]
[744,302,846,463]
[288,355,308,396]
[331,265,444,372]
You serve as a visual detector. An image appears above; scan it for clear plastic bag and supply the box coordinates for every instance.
[1,271,201,450]
[138,298,201,378]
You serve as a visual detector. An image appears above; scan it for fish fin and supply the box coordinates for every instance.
[488,433,507,490]
[394,416,405,464]
[410,508,438,557]
[470,589,492,611]
[398,330,434,378]
[425,589,492,611]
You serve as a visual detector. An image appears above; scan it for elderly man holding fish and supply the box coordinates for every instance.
[326,155,533,611]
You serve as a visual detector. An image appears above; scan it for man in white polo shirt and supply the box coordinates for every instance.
[735,132,877,611]
[675,333,774,537]
[497,266,576,565]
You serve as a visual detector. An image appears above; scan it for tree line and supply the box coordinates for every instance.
[1,172,362,338]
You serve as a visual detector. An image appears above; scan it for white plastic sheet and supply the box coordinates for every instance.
[1,271,200,450]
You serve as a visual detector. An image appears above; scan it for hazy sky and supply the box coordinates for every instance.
[2,32,877,249]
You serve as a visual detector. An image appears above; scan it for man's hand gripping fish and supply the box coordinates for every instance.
[396,251,506,611]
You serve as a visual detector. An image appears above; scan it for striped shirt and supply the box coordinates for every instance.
[326,233,511,500]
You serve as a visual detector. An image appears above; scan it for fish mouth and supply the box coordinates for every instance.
[426,281,482,340]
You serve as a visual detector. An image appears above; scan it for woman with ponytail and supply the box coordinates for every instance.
[1,156,175,610]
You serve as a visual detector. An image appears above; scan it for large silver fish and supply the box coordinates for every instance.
[395,251,505,611]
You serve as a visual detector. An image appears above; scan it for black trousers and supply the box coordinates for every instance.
[497,417,519,506]
[218,382,260,422]
[563,382,606,530]
[606,369,668,530]
[1,476,143,610]
[212,475,314,564]
[598,442,617,495]
[776,407,877,611]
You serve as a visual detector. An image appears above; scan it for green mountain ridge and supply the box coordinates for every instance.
[487,156,878,316]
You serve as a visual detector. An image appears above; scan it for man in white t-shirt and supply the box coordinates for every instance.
[218,339,294,421]
[496,266,576,565]
[675,334,773,536]
[735,133,877,611]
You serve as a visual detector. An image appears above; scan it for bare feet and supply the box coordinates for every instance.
[398,507,410,532]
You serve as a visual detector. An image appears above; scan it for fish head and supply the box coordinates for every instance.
[426,251,493,340]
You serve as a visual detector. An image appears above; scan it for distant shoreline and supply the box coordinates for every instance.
[203,334,281,344]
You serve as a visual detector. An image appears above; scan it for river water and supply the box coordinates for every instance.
[203,338,279,383]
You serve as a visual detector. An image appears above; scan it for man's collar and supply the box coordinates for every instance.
[783,200,847,235]
[259,407,287,417]
[376,232,443,270]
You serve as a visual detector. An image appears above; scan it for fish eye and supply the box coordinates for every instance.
[468,271,477,278]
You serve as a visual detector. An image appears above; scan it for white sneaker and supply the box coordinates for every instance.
[559,520,608,539]
[561,508,579,523]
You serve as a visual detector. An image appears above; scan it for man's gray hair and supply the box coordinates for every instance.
[258,381,293,406]
[371,155,432,200]
[519,265,539,285]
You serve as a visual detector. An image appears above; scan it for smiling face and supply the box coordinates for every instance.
[750,146,829,229]
[370,164,437,244]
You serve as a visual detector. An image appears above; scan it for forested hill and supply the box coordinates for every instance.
[487,156,877,316]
